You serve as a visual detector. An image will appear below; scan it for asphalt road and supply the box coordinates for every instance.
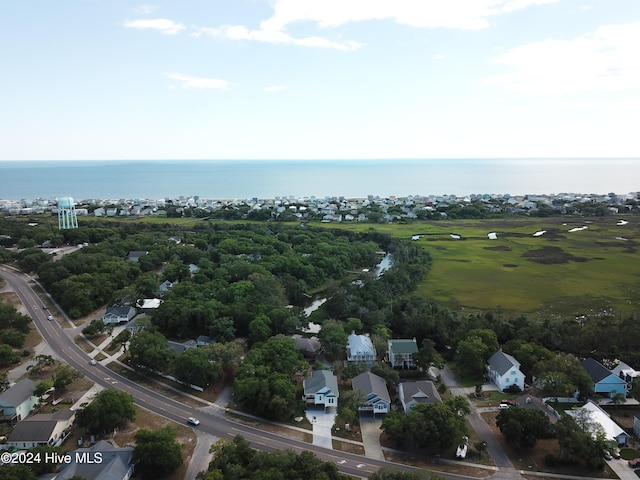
[0,267,475,480]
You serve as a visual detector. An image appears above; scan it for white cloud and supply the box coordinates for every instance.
[195,25,363,51]
[261,0,559,30]
[432,54,445,60]
[165,73,230,90]
[133,5,157,15]
[199,0,556,50]
[264,85,287,92]
[123,19,186,35]
[486,22,640,94]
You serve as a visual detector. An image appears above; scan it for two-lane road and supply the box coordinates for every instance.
[0,267,474,480]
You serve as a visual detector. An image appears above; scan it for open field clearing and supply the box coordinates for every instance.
[318,216,640,319]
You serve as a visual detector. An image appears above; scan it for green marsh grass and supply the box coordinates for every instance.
[316,216,640,319]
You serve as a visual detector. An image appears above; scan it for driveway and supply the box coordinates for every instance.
[183,431,218,480]
[440,366,526,480]
[306,409,336,449]
[359,417,385,460]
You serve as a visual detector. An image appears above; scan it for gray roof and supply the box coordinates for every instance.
[197,335,213,344]
[292,334,321,355]
[7,409,74,443]
[582,357,618,383]
[487,350,520,376]
[104,306,134,317]
[400,380,441,406]
[0,379,35,408]
[352,372,390,403]
[55,440,134,480]
[304,370,339,396]
[167,340,197,354]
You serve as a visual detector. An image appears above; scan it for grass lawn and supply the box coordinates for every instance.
[315,216,640,320]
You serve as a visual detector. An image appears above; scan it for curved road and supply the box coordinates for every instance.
[1,267,477,480]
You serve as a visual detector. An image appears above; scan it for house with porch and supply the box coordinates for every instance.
[0,379,37,424]
[388,338,418,369]
[352,372,391,415]
[303,370,339,410]
[6,409,75,449]
[581,358,628,399]
[398,380,442,413]
[487,349,525,392]
[103,306,136,325]
[346,332,376,366]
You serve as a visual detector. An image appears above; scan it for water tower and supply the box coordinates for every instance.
[57,197,78,229]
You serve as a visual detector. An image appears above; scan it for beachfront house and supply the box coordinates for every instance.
[487,349,525,392]
[581,358,628,399]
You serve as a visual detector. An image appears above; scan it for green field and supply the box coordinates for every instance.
[317,216,640,320]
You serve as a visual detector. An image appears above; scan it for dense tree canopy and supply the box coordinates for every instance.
[201,435,349,480]
[128,330,174,372]
[233,335,306,420]
[174,347,222,387]
[133,426,183,479]
[76,389,136,434]
[496,407,554,450]
[381,398,469,451]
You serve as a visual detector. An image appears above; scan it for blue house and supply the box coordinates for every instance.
[581,358,628,398]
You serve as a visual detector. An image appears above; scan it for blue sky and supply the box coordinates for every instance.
[1,0,639,160]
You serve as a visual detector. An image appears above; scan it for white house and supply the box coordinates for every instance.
[487,349,525,392]
[611,361,640,385]
[352,372,391,415]
[398,380,442,413]
[346,332,376,366]
[6,409,75,449]
[388,338,418,369]
[303,370,339,410]
[103,306,136,325]
[0,379,38,424]
[568,400,630,446]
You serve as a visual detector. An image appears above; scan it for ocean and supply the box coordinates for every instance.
[0,159,637,201]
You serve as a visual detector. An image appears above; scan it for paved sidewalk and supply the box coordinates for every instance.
[88,325,128,365]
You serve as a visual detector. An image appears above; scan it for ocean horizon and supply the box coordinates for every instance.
[0,159,638,201]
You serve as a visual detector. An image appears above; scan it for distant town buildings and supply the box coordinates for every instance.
[0,191,638,222]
